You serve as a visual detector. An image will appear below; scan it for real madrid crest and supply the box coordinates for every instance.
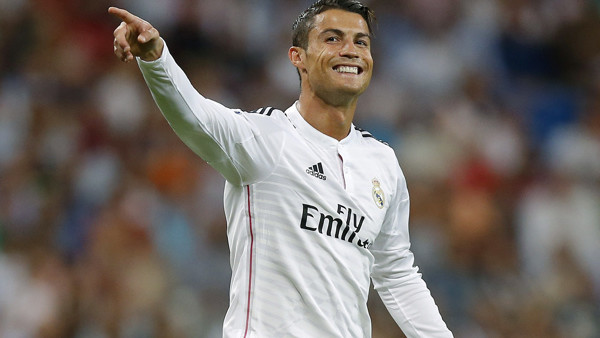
[371,178,385,209]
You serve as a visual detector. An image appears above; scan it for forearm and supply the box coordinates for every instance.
[372,251,452,338]
[135,42,285,186]
[136,41,244,183]
[371,239,452,338]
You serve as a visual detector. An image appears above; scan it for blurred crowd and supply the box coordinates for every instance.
[0,0,599,337]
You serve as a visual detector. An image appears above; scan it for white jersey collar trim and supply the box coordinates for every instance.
[284,101,357,147]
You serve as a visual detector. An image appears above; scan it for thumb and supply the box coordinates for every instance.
[138,27,159,44]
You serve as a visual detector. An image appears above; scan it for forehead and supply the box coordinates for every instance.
[310,9,370,36]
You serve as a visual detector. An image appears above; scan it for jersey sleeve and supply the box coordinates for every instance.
[370,163,453,337]
[136,41,286,186]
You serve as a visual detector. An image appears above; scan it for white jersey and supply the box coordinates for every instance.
[137,42,452,338]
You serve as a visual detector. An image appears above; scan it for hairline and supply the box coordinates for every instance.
[292,2,375,50]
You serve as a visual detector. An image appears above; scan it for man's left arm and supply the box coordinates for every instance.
[370,166,453,338]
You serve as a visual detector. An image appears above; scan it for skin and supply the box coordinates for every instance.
[289,9,373,140]
[109,7,163,63]
[109,7,373,141]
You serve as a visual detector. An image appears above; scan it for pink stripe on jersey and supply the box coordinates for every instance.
[243,185,254,338]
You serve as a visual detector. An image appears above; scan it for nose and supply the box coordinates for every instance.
[339,39,359,58]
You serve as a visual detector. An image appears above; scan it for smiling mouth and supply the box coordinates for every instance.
[333,65,362,75]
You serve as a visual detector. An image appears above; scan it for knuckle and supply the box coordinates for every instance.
[113,22,126,35]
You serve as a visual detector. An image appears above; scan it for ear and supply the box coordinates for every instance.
[288,46,305,71]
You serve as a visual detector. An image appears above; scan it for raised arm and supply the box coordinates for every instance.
[108,7,164,62]
[107,8,286,186]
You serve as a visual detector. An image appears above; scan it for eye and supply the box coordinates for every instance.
[326,36,339,42]
[356,39,369,47]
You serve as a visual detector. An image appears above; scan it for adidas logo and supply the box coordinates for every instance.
[306,162,326,180]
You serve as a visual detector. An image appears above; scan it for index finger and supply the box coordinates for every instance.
[108,7,138,24]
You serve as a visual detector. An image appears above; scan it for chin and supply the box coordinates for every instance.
[338,78,370,94]
[340,84,368,97]
[319,88,367,106]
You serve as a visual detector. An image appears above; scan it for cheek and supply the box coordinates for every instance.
[315,50,331,68]
[307,44,332,60]
[364,51,373,67]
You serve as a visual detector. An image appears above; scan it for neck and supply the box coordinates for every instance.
[296,91,357,141]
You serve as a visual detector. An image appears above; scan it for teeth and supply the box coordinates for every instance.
[335,66,358,74]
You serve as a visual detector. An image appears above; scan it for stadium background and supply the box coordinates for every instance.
[1,0,599,336]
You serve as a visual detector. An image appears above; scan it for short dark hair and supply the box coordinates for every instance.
[292,0,375,50]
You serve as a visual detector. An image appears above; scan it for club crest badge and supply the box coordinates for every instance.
[371,178,385,209]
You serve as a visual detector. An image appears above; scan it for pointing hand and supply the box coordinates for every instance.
[108,7,164,62]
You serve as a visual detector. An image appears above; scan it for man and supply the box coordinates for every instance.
[110,1,452,337]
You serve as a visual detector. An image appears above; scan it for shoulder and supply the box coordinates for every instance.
[353,126,392,151]
[352,125,401,169]
[234,106,284,118]
[352,126,408,198]
[232,106,290,131]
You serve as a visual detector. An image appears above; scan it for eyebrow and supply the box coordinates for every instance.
[319,28,372,41]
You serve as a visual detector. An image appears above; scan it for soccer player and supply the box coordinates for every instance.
[110,0,452,337]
